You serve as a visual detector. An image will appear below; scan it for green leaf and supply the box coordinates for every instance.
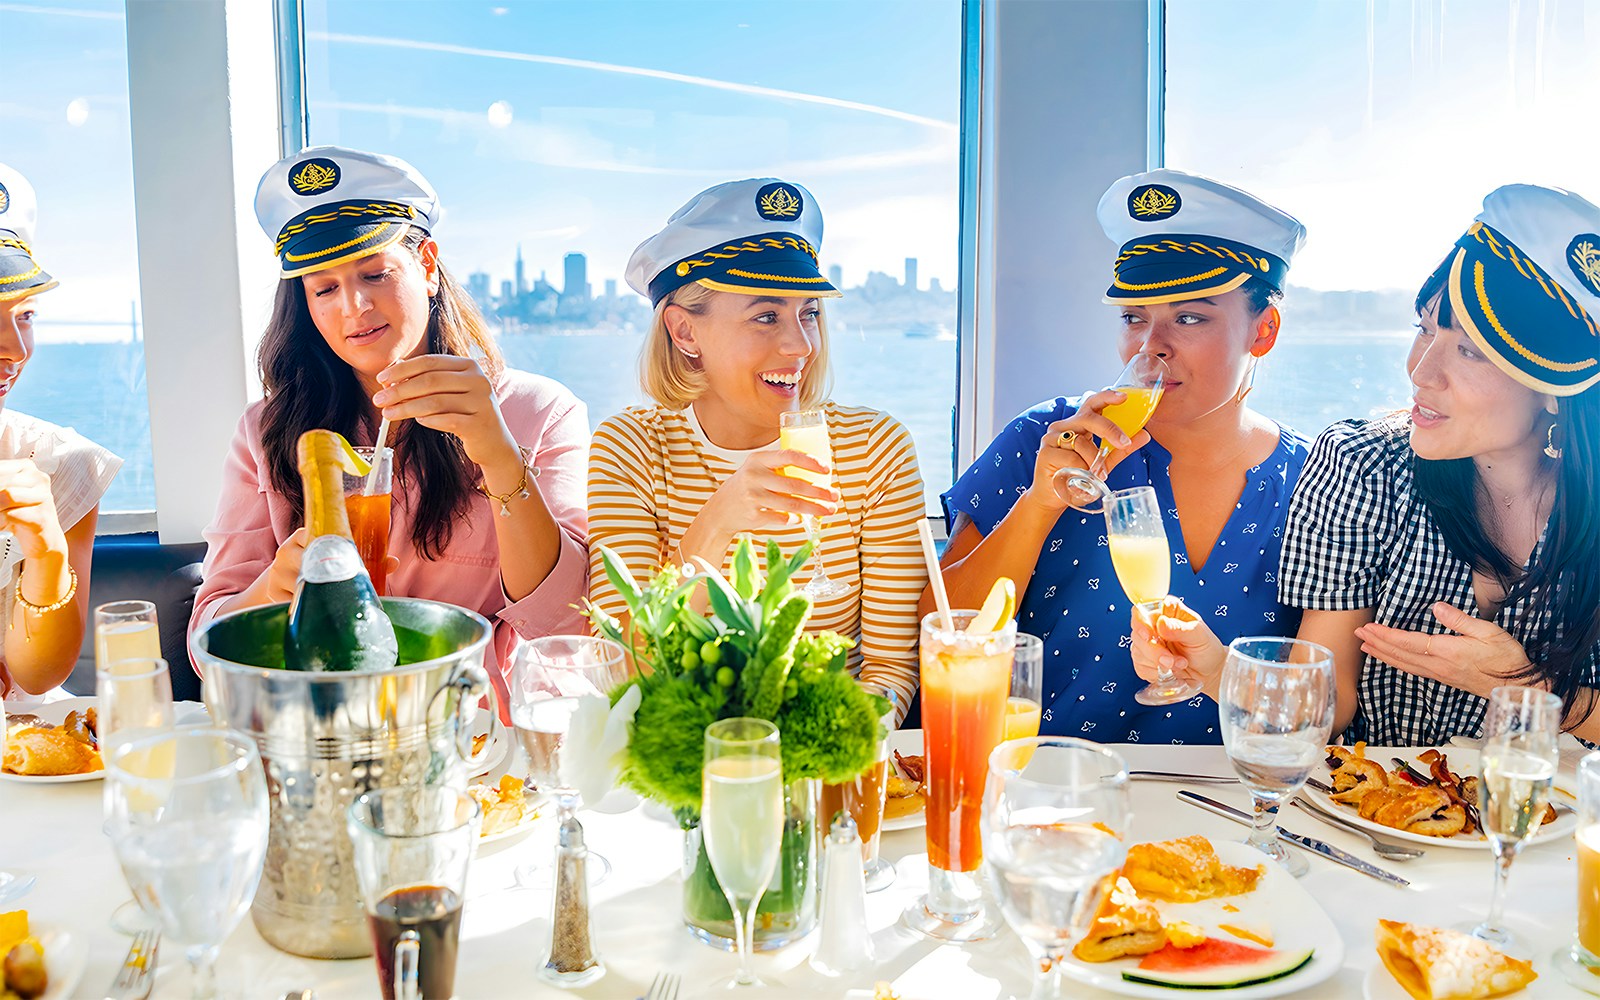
[598,546,645,614]
[702,570,754,635]
[731,536,757,600]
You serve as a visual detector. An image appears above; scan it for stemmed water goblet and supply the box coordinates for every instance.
[1053,353,1167,513]
[104,728,268,999]
[702,717,785,990]
[1218,636,1335,877]
[983,737,1131,1000]
[1467,685,1561,951]
[1105,486,1198,705]
[779,408,846,599]
[97,654,175,933]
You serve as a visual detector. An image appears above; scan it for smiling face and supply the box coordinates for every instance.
[1406,296,1553,461]
[0,293,39,413]
[664,289,822,445]
[299,241,440,394]
[1113,287,1277,429]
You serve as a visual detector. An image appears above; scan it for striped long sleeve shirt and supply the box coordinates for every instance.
[588,402,928,718]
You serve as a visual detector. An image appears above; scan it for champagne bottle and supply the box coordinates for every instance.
[284,429,399,672]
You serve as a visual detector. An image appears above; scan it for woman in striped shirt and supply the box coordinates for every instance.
[588,179,927,717]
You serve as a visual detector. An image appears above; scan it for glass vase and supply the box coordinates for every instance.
[682,778,819,951]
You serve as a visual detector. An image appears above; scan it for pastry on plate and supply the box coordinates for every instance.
[1071,876,1165,962]
[1375,919,1536,1000]
[2,726,102,776]
[469,774,528,836]
[1123,835,1263,902]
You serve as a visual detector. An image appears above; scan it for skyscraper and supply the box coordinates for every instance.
[828,264,843,289]
[604,278,617,300]
[904,257,918,292]
[515,244,527,295]
[563,252,590,303]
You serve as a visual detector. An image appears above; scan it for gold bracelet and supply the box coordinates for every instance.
[17,566,77,615]
[478,447,538,517]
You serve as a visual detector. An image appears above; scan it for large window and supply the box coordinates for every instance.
[301,0,962,510]
[0,1,152,513]
[1166,0,1600,435]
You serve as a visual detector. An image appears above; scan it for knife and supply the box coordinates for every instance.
[1129,770,1239,785]
[1176,790,1411,888]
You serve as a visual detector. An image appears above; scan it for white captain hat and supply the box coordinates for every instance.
[255,146,441,278]
[626,178,842,306]
[0,164,58,301]
[1097,168,1305,306]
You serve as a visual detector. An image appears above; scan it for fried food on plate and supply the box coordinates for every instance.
[1123,835,1263,903]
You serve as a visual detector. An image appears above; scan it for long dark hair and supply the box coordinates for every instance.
[257,226,505,559]
[1411,259,1600,725]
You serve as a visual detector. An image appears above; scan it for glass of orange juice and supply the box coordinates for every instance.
[342,446,393,596]
[1054,353,1167,513]
[1564,753,1600,986]
[904,610,1014,942]
[1006,634,1043,741]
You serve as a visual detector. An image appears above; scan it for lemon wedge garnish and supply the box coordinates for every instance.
[970,576,1015,633]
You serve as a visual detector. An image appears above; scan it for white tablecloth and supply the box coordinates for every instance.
[1,743,1585,999]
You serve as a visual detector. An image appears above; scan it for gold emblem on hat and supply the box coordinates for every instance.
[758,187,802,218]
[1130,186,1178,218]
[1572,239,1600,294]
[290,161,340,196]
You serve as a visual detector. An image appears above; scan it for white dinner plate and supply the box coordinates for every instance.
[882,728,925,832]
[1056,840,1345,999]
[1363,952,1549,998]
[0,696,103,784]
[1304,746,1576,850]
[34,925,90,1000]
[471,778,544,854]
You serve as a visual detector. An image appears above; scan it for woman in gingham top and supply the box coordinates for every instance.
[1136,185,1600,746]
[928,170,1309,744]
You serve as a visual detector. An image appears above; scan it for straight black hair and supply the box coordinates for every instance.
[1411,256,1600,726]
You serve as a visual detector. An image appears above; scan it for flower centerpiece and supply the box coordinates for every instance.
[588,536,889,948]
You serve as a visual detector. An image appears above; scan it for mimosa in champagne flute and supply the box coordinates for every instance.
[1104,486,1198,705]
[703,717,785,991]
[779,409,845,599]
[1054,354,1167,512]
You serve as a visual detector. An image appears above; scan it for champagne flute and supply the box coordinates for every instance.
[1218,636,1335,877]
[1006,634,1044,740]
[702,717,785,990]
[95,600,162,672]
[778,409,846,600]
[105,728,268,999]
[1468,685,1561,950]
[983,738,1131,1000]
[97,655,175,934]
[1104,486,1198,705]
[1054,353,1167,513]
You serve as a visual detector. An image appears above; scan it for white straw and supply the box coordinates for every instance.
[363,416,391,496]
[917,519,954,631]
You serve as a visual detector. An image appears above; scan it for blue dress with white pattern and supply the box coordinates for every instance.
[941,398,1309,745]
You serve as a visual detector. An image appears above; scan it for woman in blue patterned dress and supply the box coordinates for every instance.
[926,170,1309,744]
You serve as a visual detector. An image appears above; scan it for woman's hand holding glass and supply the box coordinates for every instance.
[1129,596,1228,698]
[682,449,837,560]
[1050,354,1167,512]
[1027,394,1149,515]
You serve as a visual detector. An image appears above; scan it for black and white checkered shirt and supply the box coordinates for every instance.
[1278,414,1597,746]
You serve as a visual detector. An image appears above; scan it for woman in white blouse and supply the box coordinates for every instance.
[0,165,121,701]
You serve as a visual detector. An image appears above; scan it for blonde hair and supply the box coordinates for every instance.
[639,280,834,410]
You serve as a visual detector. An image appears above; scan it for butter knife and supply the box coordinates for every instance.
[1176,790,1411,888]
[1129,770,1239,784]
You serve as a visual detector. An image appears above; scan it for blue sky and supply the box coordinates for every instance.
[5,0,1600,327]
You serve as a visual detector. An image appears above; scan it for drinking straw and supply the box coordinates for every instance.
[916,519,954,631]
[363,416,391,496]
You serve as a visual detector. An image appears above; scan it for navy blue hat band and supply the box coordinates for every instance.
[1108,233,1287,306]
[647,230,833,306]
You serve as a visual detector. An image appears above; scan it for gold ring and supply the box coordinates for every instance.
[1056,430,1077,449]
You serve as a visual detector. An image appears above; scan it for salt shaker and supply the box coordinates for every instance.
[810,810,875,976]
[542,814,604,987]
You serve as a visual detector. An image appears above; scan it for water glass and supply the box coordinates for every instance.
[1469,685,1560,950]
[344,446,394,595]
[0,691,34,904]
[347,787,480,1000]
[819,685,897,891]
[703,717,785,990]
[104,728,268,999]
[1218,637,1335,877]
[983,738,1131,1000]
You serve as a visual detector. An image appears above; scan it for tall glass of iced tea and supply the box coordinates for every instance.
[343,446,393,596]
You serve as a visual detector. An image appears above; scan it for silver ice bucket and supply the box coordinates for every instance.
[192,598,497,959]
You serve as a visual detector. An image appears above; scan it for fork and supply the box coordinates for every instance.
[104,927,160,1000]
[640,972,681,1000]
[1291,793,1426,861]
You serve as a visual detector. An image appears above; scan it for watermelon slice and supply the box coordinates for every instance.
[1122,937,1314,990]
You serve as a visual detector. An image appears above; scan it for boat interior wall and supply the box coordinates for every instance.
[979,0,1152,445]
[66,534,206,702]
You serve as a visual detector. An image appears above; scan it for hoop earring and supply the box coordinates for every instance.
[1545,422,1562,460]
[678,347,701,360]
